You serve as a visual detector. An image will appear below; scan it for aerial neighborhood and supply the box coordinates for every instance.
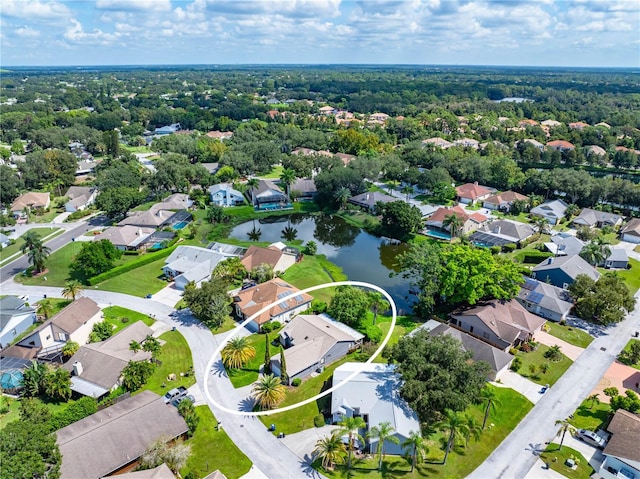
[1,66,640,479]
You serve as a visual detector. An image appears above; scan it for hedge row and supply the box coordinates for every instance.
[88,245,177,286]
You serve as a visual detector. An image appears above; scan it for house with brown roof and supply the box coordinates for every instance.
[421,137,453,149]
[546,140,575,152]
[206,130,234,141]
[483,191,529,211]
[17,298,102,359]
[425,205,487,237]
[541,119,562,128]
[455,182,493,204]
[569,121,589,130]
[56,391,187,479]
[64,186,97,213]
[518,119,539,127]
[10,192,50,217]
[233,279,313,332]
[271,314,364,384]
[599,409,640,479]
[63,321,154,398]
[241,244,298,275]
[450,300,546,351]
[621,218,640,244]
[93,225,156,251]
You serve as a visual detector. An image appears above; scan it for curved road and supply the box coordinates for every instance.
[0,281,324,479]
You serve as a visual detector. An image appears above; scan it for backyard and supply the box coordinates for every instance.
[281,253,347,304]
[226,332,269,388]
[94,256,169,297]
[102,305,155,335]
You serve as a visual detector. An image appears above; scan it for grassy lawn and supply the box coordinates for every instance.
[606,258,640,294]
[181,406,252,479]
[261,165,284,179]
[514,344,573,386]
[31,209,62,224]
[540,444,595,479]
[491,211,532,223]
[227,333,268,388]
[319,385,532,479]
[0,396,82,430]
[546,322,593,348]
[618,339,640,370]
[0,227,62,263]
[94,256,169,297]
[569,398,612,431]
[0,396,20,429]
[137,330,196,395]
[334,210,380,230]
[121,145,152,154]
[102,305,155,334]
[281,254,347,303]
[15,242,85,286]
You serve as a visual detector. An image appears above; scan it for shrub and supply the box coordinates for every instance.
[311,300,327,314]
[509,347,519,356]
[261,321,281,334]
[291,378,302,387]
[502,243,517,253]
[365,324,382,343]
[50,397,97,430]
[66,209,93,221]
[314,414,325,427]
[511,356,522,371]
[87,246,177,286]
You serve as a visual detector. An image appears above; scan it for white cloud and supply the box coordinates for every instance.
[15,26,40,37]
[1,0,71,20]
[95,0,171,12]
[64,19,119,45]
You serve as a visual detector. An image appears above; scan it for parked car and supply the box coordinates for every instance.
[171,394,195,407]
[576,429,606,449]
[163,386,188,404]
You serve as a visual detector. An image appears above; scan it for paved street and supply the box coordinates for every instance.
[469,289,640,479]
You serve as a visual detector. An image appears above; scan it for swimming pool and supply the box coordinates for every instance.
[173,221,189,230]
[424,229,451,241]
[151,242,163,249]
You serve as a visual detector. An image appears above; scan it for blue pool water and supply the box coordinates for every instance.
[173,221,189,230]
[151,242,163,249]
[424,229,451,241]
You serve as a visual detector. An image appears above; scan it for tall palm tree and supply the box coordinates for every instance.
[62,279,84,301]
[479,386,502,430]
[402,430,427,473]
[402,184,414,202]
[251,373,286,410]
[338,415,366,470]
[36,299,54,320]
[334,187,351,210]
[313,432,346,471]
[246,177,259,205]
[367,291,389,326]
[436,409,469,465]
[532,217,549,238]
[588,393,600,410]
[442,213,464,241]
[221,336,256,369]
[579,240,611,266]
[43,366,72,401]
[21,360,47,397]
[463,414,482,447]
[279,168,296,198]
[27,242,51,274]
[367,421,399,471]
[21,231,43,254]
[555,418,576,450]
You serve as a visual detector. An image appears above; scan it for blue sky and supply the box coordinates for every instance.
[1,0,638,67]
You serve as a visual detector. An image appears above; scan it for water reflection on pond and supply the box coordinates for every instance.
[230,214,414,313]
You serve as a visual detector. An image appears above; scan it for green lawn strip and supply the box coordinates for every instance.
[546,322,593,348]
[16,242,85,286]
[0,397,20,429]
[258,354,356,435]
[181,406,252,479]
[618,339,640,370]
[569,398,612,431]
[0,227,62,262]
[261,165,284,179]
[281,254,347,303]
[131,200,158,212]
[372,323,407,363]
[102,306,154,335]
[31,210,61,224]
[334,210,380,230]
[137,330,196,395]
[227,333,267,388]
[514,344,573,386]
[604,258,640,294]
[540,443,595,479]
[94,256,168,297]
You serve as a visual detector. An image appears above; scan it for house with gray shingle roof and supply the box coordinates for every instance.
[603,248,629,269]
[163,245,244,290]
[347,191,396,212]
[517,277,573,322]
[572,208,623,229]
[208,183,245,207]
[544,233,585,257]
[0,296,36,350]
[530,199,569,225]
[531,255,600,289]
[64,186,97,213]
[471,219,535,247]
[599,409,640,479]
[621,218,640,244]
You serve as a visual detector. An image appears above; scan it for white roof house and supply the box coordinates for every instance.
[331,363,421,455]
[208,183,245,207]
[163,245,243,290]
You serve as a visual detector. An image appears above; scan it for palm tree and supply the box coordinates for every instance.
[279,168,296,198]
[555,418,576,450]
[21,361,47,397]
[338,415,366,470]
[334,187,351,210]
[246,177,259,205]
[588,393,600,410]
[532,217,549,238]
[313,432,346,471]
[579,240,611,266]
[43,366,72,401]
[27,242,51,274]
[442,213,464,241]
[36,299,54,320]
[251,373,286,410]
[368,291,389,325]
[436,409,469,465]
[564,203,580,220]
[221,336,256,369]
[402,430,427,473]
[463,414,482,447]
[368,421,400,471]
[402,184,414,202]
[21,231,43,254]
[62,279,84,301]
[479,386,502,430]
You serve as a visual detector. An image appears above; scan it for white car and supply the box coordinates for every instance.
[576,429,606,449]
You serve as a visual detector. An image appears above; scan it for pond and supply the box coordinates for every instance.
[230,214,415,313]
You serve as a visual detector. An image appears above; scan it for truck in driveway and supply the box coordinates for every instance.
[163,386,188,404]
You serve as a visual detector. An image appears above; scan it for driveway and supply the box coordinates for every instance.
[591,361,640,403]
[153,283,183,308]
[535,330,584,361]
[493,370,545,404]
[281,425,340,460]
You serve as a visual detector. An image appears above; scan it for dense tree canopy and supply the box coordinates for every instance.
[183,279,232,329]
[327,286,371,329]
[568,273,636,325]
[72,239,123,278]
[378,201,423,240]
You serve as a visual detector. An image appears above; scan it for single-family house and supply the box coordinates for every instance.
[271,314,364,384]
[206,130,234,141]
[336,152,357,165]
[521,139,546,152]
[544,234,585,257]
[64,186,97,213]
[599,409,640,479]
[347,192,396,213]
[572,208,623,229]
[241,244,298,275]
[75,159,98,176]
[0,296,36,350]
[546,140,576,152]
[483,191,529,211]
[319,105,336,116]
[455,183,493,204]
[331,362,421,456]
[17,298,102,359]
[621,218,640,244]
[63,321,155,398]
[531,255,600,289]
[290,178,317,200]
[249,179,291,210]
[470,219,535,247]
[450,300,546,351]
[0,233,11,248]
[530,199,569,225]
[208,183,245,207]
[10,192,50,217]
[453,138,480,149]
[93,225,155,251]
[584,145,607,158]
[151,193,192,212]
[425,205,487,237]
[154,123,181,135]
[369,112,390,123]
[113,464,176,479]
[163,245,243,290]
[233,279,313,332]
[420,321,513,380]
[118,209,178,228]
[569,121,589,130]
[56,390,188,479]
[604,248,629,269]
[421,137,453,149]
[518,119,539,128]
[541,120,562,128]
[517,277,573,322]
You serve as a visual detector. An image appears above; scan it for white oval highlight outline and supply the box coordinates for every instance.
[204,280,397,417]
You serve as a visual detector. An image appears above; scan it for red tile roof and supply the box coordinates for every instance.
[546,140,575,150]
[456,183,492,200]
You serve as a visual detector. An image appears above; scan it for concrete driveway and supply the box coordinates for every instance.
[493,370,545,404]
[535,330,584,361]
[153,283,183,308]
[281,425,340,460]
